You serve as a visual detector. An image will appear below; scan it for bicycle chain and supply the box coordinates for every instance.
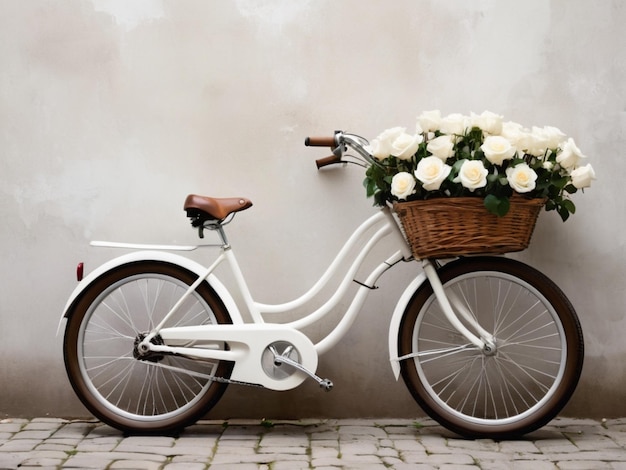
[206,375,264,388]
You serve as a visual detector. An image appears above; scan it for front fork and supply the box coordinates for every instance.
[421,259,496,354]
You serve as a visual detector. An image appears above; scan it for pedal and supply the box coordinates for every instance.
[272,354,333,391]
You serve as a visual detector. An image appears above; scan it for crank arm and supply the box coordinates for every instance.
[273,354,333,391]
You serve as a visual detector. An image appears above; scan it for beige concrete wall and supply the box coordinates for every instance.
[0,0,623,419]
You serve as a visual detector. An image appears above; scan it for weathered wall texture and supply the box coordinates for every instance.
[0,0,623,419]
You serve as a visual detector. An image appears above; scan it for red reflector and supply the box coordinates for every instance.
[77,262,84,281]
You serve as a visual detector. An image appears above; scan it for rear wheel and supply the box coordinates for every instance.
[63,261,233,434]
[399,257,584,439]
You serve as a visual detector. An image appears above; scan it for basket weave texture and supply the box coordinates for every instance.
[393,197,545,259]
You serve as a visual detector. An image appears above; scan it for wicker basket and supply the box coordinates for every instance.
[393,197,545,259]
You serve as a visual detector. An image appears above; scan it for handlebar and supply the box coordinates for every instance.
[314,154,343,169]
[304,131,375,169]
[304,136,337,147]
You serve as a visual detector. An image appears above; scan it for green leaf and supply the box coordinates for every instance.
[363,177,377,198]
[561,199,576,214]
[484,194,510,217]
[565,184,578,194]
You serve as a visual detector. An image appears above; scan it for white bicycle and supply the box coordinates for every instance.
[60,132,584,438]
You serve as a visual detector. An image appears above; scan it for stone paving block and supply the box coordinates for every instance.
[556,461,613,469]
[311,446,339,458]
[257,445,308,455]
[533,438,580,453]
[394,438,427,452]
[340,441,379,455]
[338,425,388,439]
[259,434,309,447]
[312,456,346,466]
[400,450,430,462]
[271,460,311,470]
[383,454,407,466]
[0,419,27,426]
[0,452,30,469]
[468,450,519,462]
[474,461,512,470]
[338,454,383,464]
[342,464,388,470]
[377,445,399,458]
[163,463,206,470]
[567,433,622,450]
[169,454,211,465]
[508,461,559,469]
[216,439,259,450]
[75,441,121,452]
[169,444,215,457]
[425,452,476,465]
[11,430,55,440]
[23,421,65,432]
[210,452,297,465]
[109,459,164,470]
[309,430,339,440]
[437,465,480,470]
[389,464,437,470]
[7,450,68,468]
[52,422,97,438]
[35,442,77,452]
[549,450,626,462]
[498,440,541,454]
[220,428,263,440]
[64,451,167,468]
[114,437,179,456]
[209,464,267,470]
[0,438,41,451]
[447,438,499,451]
[62,454,116,468]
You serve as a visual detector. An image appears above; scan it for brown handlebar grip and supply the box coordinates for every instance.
[316,155,342,169]
[305,136,336,147]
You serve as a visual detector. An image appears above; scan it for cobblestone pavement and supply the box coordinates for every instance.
[1,417,626,469]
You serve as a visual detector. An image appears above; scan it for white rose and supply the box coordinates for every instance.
[454,160,488,191]
[415,156,452,191]
[440,113,469,136]
[570,163,596,189]
[417,110,442,133]
[391,172,417,200]
[391,132,423,160]
[501,121,525,148]
[557,138,586,169]
[516,126,549,156]
[481,135,517,165]
[506,163,538,193]
[542,126,567,149]
[471,110,503,135]
[369,127,405,160]
[426,135,455,161]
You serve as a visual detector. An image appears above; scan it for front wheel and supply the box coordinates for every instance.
[399,257,584,439]
[63,261,234,434]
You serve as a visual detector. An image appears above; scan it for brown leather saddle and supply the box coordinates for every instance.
[184,194,253,223]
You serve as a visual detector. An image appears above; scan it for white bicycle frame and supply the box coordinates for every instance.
[61,204,492,392]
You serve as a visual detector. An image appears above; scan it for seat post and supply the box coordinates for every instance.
[214,222,230,248]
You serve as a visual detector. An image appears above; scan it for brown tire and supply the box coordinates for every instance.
[63,261,233,434]
[399,256,584,439]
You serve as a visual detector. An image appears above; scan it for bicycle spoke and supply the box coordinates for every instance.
[402,259,580,436]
